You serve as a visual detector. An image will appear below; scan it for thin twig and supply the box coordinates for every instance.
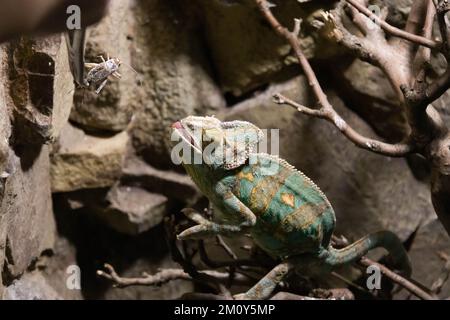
[97,264,252,288]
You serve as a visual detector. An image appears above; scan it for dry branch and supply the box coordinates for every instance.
[344,0,440,49]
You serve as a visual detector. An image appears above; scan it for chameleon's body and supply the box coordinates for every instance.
[171,116,411,299]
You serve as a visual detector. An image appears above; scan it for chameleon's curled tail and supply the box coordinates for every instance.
[324,231,412,276]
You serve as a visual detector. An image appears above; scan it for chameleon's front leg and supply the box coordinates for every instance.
[234,261,294,300]
[177,189,256,240]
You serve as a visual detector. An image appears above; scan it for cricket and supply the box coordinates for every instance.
[84,55,123,94]
[2,0,450,306]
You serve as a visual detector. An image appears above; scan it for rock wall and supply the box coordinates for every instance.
[0,0,448,299]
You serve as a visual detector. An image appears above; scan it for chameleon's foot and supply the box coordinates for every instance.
[233,262,294,300]
[177,208,214,240]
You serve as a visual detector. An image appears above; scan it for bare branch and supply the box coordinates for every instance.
[97,264,252,289]
[415,0,436,69]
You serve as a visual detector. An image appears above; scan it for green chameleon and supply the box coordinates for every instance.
[171,116,411,300]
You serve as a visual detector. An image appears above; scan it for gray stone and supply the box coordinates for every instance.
[331,59,409,142]
[193,0,338,96]
[96,185,168,235]
[128,0,226,168]
[69,0,136,132]
[1,146,55,279]
[3,271,61,300]
[121,157,200,204]
[6,35,74,143]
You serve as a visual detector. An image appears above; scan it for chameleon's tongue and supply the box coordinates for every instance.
[172,121,197,148]
[172,121,183,129]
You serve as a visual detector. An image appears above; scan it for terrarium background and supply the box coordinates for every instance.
[0,0,448,299]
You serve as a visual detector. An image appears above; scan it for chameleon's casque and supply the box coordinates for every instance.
[171,116,411,299]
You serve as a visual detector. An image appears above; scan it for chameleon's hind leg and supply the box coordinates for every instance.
[234,261,294,300]
[324,231,411,276]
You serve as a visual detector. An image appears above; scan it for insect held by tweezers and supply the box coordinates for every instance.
[84,55,123,94]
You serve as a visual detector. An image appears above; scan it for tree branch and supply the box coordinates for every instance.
[97,263,253,289]
[273,94,414,157]
[255,0,415,157]
[359,257,437,300]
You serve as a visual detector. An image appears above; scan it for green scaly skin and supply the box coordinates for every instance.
[171,116,412,300]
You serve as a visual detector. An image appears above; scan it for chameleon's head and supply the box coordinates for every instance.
[171,116,263,170]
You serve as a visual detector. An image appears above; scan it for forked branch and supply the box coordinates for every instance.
[344,0,440,49]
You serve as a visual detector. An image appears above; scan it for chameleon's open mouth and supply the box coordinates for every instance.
[172,121,201,152]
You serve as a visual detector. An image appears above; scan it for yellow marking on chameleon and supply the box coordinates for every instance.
[281,193,295,208]
[237,171,255,182]
[250,167,292,214]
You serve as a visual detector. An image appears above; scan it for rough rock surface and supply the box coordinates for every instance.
[69,0,227,171]
[51,122,128,192]
[395,219,450,299]
[120,157,199,203]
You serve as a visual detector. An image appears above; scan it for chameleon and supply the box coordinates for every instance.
[171,116,411,300]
